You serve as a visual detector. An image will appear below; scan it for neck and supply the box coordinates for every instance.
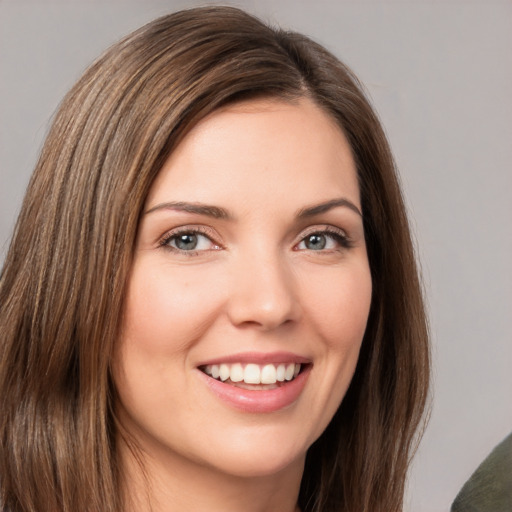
[118,436,303,512]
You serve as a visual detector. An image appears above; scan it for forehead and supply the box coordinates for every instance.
[146,97,360,211]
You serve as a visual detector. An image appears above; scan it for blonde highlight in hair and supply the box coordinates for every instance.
[0,7,429,512]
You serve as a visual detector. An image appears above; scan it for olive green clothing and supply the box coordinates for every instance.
[451,431,512,512]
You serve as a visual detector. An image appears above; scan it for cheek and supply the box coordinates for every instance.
[121,260,226,354]
[112,262,227,441]
[294,261,372,443]
[304,261,372,352]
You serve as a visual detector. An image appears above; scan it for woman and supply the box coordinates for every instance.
[0,6,430,512]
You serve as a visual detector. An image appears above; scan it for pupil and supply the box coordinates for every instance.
[307,234,326,250]
[176,234,197,250]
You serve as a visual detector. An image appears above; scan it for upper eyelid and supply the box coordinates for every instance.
[297,224,349,239]
[295,225,353,250]
[158,225,221,247]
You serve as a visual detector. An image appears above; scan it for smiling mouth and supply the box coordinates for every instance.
[199,362,304,389]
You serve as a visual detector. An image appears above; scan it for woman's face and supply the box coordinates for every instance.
[113,98,372,480]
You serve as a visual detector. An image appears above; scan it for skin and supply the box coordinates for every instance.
[113,97,372,512]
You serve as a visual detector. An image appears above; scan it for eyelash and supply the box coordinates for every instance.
[296,226,353,252]
[159,226,221,256]
[158,225,353,256]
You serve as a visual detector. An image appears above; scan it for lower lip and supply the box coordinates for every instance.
[198,366,311,413]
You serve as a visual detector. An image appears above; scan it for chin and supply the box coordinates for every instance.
[202,447,306,480]
[186,423,313,480]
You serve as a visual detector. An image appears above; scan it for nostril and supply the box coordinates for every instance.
[225,256,302,329]
[226,289,301,330]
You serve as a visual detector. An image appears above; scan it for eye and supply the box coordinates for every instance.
[160,228,220,253]
[296,228,351,251]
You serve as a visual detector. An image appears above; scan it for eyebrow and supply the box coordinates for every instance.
[144,197,362,220]
[145,201,232,219]
[297,198,362,218]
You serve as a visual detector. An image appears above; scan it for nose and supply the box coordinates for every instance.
[226,249,302,330]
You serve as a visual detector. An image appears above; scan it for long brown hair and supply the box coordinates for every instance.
[0,7,429,512]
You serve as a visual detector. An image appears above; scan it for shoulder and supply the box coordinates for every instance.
[451,431,512,512]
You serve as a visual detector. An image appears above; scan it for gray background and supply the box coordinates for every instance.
[1,1,511,511]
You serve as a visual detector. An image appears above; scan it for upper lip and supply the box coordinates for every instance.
[196,351,312,367]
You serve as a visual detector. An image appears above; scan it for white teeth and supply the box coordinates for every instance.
[244,364,261,384]
[261,364,277,384]
[203,362,303,385]
[230,363,244,382]
[276,364,286,382]
[219,364,230,382]
[285,363,295,381]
